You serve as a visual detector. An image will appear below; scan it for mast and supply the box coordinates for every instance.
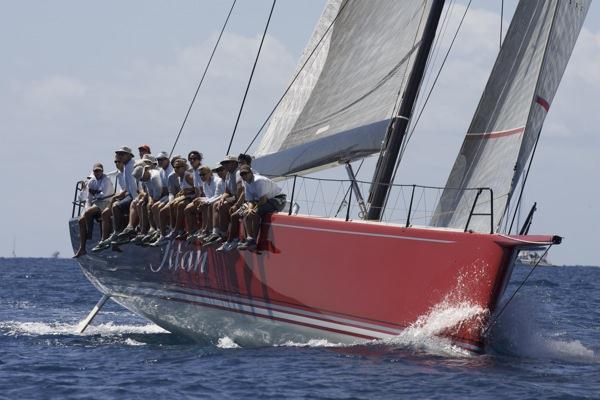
[367,0,445,221]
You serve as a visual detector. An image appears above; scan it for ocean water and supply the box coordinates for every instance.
[1,258,599,399]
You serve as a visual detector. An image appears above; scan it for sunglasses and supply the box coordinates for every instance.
[240,171,251,176]
[114,161,122,164]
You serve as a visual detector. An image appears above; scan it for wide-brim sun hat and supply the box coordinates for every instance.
[115,146,133,155]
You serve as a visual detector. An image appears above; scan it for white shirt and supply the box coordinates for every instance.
[167,171,180,200]
[115,171,126,192]
[192,167,203,189]
[225,168,239,195]
[123,158,139,198]
[142,169,163,200]
[243,174,282,202]
[160,164,173,189]
[179,171,194,190]
[86,174,114,208]
[202,175,225,203]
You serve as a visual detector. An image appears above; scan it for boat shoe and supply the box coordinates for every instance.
[237,238,256,251]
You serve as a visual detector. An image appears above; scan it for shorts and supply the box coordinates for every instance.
[114,196,132,212]
[94,199,111,211]
[257,195,286,216]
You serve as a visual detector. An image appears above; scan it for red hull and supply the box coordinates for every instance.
[75,214,554,351]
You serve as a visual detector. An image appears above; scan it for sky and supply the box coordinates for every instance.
[0,1,598,265]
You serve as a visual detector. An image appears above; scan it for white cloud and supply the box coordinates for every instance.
[20,76,87,113]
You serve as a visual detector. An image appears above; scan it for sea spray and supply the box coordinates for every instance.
[486,296,598,363]
[217,336,241,349]
[380,299,487,357]
[0,320,166,337]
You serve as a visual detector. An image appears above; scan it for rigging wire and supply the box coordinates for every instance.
[226,0,277,154]
[332,159,365,219]
[394,0,472,180]
[507,129,542,234]
[500,0,504,50]
[501,2,561,233]
[377,0,456,211]
[243,0,351,154]
[414,0,456,118]
[482,244,553,337]
[169,0,237,157]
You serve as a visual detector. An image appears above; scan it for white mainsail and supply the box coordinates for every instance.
[253,0,434,176]
[431,0,590,233]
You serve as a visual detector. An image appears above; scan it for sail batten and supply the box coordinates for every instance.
[431,0,590,233]
[253,0,434,177]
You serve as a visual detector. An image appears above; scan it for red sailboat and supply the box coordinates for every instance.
[70,0,589,352]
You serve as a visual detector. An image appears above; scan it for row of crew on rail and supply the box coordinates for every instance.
[74,145,286,257]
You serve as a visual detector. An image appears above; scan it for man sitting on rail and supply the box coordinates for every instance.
[92,157,125,253]
[203,155,240,245]
[237,165,286,251]
[142,151,172,244]
[217,153,254,252]
[150,156,184,246]
[152,158,194,244]
[110,146,138,243]
[115,157,156,244]
[182,151,205,240]
[188,164,226,242]
[74,163,114,257]
[132,161,164,245]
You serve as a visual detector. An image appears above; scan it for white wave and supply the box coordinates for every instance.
[279,338,347,348]
[487,297,598,363]
[216,336,240,349]
[0,320,166,336]
[379,300,488,357]
[124,338,147,346]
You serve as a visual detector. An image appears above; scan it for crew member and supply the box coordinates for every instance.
[237,165,286,251]
[74,163,114,257]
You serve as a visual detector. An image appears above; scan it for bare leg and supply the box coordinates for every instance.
[169,200,179,230]
[127,199,140,229]
[184,202,199,233]
[212,202,220,232]
[228,214,241,241]
[75,206,99,257]
[138,200,149,234]
[112,203,126,233]
[201,204,213,233]
[175,201,189,231]
[100,207,113,241]
[217,203,232,233]
[151,203,161,230]
[244,212,260,241]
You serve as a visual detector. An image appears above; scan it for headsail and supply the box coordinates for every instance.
[253,0,435,177]
[431,0,589,233]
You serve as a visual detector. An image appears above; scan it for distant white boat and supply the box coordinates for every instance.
[517,250,553,267]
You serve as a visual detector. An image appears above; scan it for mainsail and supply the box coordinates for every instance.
[253,0,435,177]
[431,0,589,233]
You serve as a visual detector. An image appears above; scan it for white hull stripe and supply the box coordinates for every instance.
[131,289,393,339]
[118,288,482,352]
[268,222,454,244]
[151,284,405,335]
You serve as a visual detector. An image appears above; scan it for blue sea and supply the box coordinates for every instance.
[1,258,599,399]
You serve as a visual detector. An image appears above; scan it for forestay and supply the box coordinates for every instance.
[431,0,589,233]
[253,0,433,177]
